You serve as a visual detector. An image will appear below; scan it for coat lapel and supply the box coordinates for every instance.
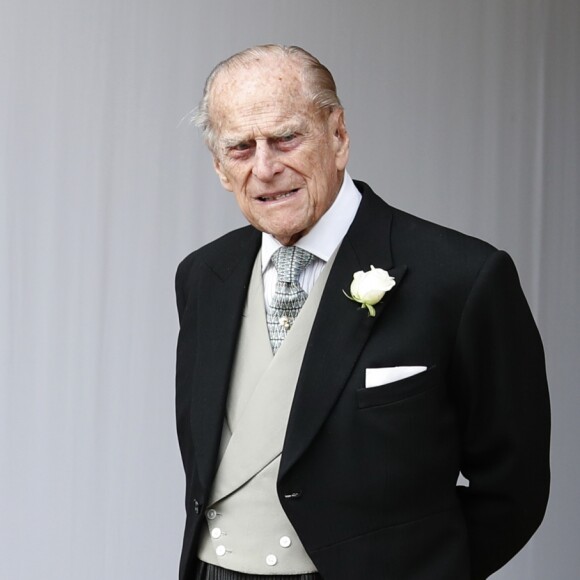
[189,228,261,491]
[280,186,408,478]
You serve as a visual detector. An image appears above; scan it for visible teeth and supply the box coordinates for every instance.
[259,189,297,202]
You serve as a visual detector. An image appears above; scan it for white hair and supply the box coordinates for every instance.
[190,44,342,153]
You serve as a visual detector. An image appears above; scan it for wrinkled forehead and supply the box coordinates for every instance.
[209,56,312,126]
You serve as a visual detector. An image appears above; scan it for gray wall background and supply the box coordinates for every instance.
[1,1,578,578]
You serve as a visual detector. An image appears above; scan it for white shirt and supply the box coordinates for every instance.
[261,172,362,312]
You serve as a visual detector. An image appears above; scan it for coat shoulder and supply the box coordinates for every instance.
[354,180,499,279]
[390,205,497,268]
[176,225,259,280]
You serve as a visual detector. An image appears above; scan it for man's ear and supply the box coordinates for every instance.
[213,156,233,192]
[331,108,350,171]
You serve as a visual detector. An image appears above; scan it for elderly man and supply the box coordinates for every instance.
[175,45,550,580]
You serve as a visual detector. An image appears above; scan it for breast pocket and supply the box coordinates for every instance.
[356,365,440,409]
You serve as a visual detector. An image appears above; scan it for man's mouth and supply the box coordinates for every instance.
[257,188,300,202]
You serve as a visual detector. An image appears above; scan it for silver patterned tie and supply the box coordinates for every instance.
[267,246,313,353]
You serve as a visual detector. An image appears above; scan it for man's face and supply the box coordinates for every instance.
[210,56,349,246]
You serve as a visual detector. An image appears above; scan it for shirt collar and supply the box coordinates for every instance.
[261,171,362,271]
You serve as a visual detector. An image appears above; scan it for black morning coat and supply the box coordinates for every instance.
[175,181,550,580]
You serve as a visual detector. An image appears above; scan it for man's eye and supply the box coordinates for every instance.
[280,134,297,142]
[232,142,251,151]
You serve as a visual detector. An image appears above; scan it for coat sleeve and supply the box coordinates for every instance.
[450,250,550,579]
[175,256,190,324]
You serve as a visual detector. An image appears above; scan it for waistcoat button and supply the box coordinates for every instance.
[211,527,222,539]
[266,554,278,566]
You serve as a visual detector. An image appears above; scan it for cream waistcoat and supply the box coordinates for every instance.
[197,250,335,574]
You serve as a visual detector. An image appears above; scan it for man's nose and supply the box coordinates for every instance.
[252,141,283,181]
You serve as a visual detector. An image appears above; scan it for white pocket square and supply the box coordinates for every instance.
[365,366,427,388]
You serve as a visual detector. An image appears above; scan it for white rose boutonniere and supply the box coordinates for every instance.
[344,266,396,317]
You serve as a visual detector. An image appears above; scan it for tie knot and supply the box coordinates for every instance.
[271,246,313,284]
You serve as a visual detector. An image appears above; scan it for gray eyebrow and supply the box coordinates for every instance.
[219,120,310,150]
[221,136,247,149]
